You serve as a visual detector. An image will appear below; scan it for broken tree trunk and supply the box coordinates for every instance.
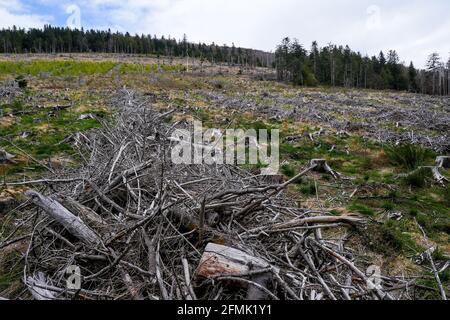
[310,159,341,179]
[25,190,101,245]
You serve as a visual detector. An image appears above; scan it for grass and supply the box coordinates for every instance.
[0,60,186,77]
[348,202,375,216]
[385,143,433,170]
[402,167,432,188]
[299,181,317,195]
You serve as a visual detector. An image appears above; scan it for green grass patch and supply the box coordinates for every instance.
[385,143,434,170]
[0,60,185,77]
[348,202,375,216]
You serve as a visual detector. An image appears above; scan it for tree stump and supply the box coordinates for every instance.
[436,156,450,168]
[195,243,274,299]
[310,159,340,179]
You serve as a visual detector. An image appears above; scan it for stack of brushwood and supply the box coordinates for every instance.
[1,89,418,300]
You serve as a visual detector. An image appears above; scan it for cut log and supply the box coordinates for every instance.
[25,190,101,245]
[195,243,271,279]
[195,243,274,300]
[436,156,450,169]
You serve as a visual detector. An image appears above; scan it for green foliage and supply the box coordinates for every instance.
[442,185,450,207]
[385,144,431,170]
[15,75,27,88]
[381,219,422,254]
[299,181,317,195]
[348,202,375,216]
[0,26,272,68]
[0,61,185,77]
[381,201,395,210]
[402,167,432,188]
[281,164,295,178]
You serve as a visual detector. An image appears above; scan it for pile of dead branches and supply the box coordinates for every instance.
[0,80,21,105]
[1,89,418,300]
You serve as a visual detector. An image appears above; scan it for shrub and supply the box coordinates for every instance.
[281,164,295,178]
[402,167,431,188]
[300,182,317,195]
[348,202,375,216]
[15,75,27,89]
[385,143,431,170]
[443,185,450,207]
[381,201,395,210]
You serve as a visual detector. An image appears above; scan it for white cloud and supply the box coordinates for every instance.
[9,1,450,67]
[0,0,51,29]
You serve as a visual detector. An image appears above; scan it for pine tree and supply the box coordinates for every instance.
[408,62,418,92]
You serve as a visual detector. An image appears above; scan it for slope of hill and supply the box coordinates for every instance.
[0,55,448,300]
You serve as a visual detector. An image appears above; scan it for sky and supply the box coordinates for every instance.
[1,0,449,68]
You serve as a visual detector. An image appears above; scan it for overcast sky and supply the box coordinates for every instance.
[1,0,449,68]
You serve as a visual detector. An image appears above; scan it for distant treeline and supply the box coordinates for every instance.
[275,37,450,95]
[0,25,274,68]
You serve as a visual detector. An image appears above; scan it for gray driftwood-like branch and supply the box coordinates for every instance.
[25,190,101,245]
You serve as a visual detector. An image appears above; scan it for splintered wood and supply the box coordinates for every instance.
[196,243,270,279]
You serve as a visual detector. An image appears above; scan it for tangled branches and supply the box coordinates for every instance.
[1,89,418,300]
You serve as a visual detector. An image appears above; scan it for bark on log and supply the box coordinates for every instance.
[25,190,101,245]
[195,243,271,278]
[195,243,274,300]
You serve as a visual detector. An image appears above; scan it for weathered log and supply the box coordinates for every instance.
[25,190,101,245]
[195,243,274,300]
[196,243,271,278]
[431,166,449,185]
[58,195,108,229]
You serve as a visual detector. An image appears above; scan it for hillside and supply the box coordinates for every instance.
[0,54,448,300]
